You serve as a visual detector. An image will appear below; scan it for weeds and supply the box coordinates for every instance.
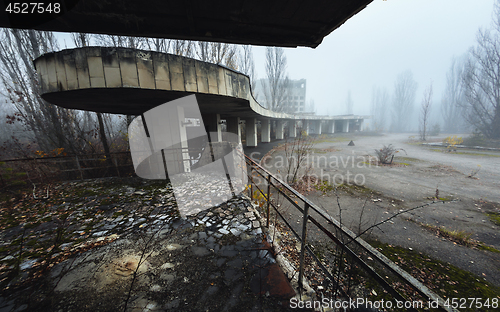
[468,165,481,179]
[443,135,463,151]
[374,144,406,164]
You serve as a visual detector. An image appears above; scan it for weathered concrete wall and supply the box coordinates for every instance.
[35,47,252,101]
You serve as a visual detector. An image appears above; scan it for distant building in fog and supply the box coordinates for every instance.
[254,78,307,113]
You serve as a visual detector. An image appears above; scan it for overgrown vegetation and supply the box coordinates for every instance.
[374,144,407,164]
[370,241,500,311]
[443,135,463,151]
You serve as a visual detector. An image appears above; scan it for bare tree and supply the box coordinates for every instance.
[262,47,290,112]
[196,41,238,68]
[391,70,418,132]
[238,45,257,96]
[441,57,467,133]
[0,29,90,153]
[461,0,500,139]
[370,86,390,132]
[419,83,433,141]
[346,90,353,114]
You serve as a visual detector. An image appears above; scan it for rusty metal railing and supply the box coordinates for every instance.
[244,153,456,312]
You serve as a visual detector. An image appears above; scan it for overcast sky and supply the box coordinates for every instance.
[252,0,496,117]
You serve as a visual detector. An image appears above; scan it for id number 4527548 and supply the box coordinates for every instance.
[5,2,61,14]
[444,297,498,309]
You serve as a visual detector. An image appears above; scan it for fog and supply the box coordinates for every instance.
[252,0,495,129]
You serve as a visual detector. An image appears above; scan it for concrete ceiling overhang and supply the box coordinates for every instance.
[34,47,368,121]
[1,0,372,48]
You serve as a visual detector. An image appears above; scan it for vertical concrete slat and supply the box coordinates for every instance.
[183,58,197,92]
[207,64,218,94]
[195,61,209,93]
[153,52,171,90]
[46,54,58,92]
[238,75,249,99]
[54,53,68,91]
[102,48,121,88]
[137,52,155,89]
[217,67,227,95]
[168,54,185,91]
[224,70,234,97]
[119,49,139,87]
[75,48,90,89]
[63,53,78,90]
[86,47,104,87]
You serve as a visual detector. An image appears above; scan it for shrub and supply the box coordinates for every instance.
[374,144,406,164]
[443,136,463,151]
[429,123,440,136]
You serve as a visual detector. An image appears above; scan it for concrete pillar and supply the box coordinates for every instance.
[359,119,364,131]
[261,119,271,143]
[288,120,297,138]
[276,120,285,140]
[313,120,322,135]
[342,120,349,133]
[327,121,335,134]
[303,120,310,135]
[203,113,222,142]
[246,118,257,147]
[226,117,241,142]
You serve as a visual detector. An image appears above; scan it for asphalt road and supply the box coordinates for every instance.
[263,132,500,287]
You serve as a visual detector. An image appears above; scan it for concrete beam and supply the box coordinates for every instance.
[246,118,257,147]
[261,119,271,143]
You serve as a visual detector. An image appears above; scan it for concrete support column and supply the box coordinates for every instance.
[276,120,285,140]
[359,119,364,131]
[327,121,335,134]
[312,120,322,135]
[246,118,257,147]
[203,113,222,142]
[303,120,310,135]
[342,120,349,133]
[261,119,271,143]
[226,117,241,142]
[288,120,297,138]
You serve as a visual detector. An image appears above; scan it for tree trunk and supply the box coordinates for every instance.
[96,112,114,174]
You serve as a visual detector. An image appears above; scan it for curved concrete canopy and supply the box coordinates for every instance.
[34,47,367,121]
[2,0,372,48]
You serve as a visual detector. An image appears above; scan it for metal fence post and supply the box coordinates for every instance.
[250,166,253,200]
[266,174,271,227]
[112,155,121,177]
[74,155,84,180]
[298,203,310,289]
